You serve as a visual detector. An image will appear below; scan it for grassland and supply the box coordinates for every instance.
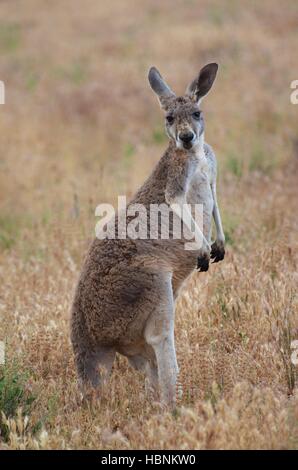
[0,0,298,449]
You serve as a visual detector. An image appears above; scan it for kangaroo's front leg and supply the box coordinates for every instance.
[169,195,211,271]
[165,151,211,272]
[210,180,225,263]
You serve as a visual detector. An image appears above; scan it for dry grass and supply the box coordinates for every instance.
[0,0,298,449]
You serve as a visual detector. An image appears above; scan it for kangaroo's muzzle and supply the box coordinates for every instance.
[178,131,195,149]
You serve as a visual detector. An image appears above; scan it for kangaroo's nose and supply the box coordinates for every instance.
[179,131,194,143]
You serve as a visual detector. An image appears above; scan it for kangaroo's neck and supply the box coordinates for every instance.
[131,135,206,205]
[189,132,205,160]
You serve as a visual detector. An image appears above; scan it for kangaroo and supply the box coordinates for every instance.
[71,63,225,408]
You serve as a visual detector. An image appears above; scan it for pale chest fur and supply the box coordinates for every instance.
[186,151,214,241]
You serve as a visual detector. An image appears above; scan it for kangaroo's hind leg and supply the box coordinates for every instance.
[74,344,116,398]
[144,273,178,408]
[71,305,116,399]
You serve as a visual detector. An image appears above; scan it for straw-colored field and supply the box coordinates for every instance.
[0,0,298,449]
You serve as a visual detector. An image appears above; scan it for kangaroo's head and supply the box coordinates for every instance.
[148,63,218,151]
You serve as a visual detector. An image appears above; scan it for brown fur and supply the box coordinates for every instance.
[71,66,224,405]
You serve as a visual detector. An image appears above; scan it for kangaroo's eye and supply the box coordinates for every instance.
[192,111,201,120]
[166,115,174,125]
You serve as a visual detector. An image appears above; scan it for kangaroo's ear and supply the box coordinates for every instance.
[148,66,175,109]
[186,63,218,103]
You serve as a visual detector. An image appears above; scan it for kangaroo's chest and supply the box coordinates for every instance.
[185,158,214,241]
[186,161,213,212]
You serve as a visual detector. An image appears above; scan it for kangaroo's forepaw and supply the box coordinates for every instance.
[197,252,210,272]
[211,240,225,263]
